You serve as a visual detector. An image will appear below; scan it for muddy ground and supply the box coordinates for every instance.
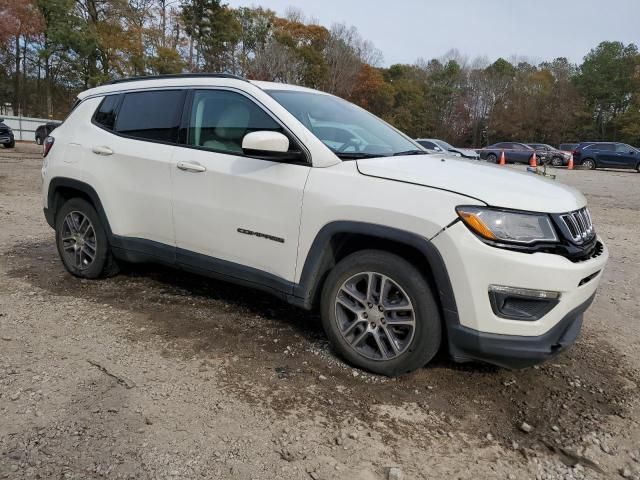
[1,143,639,479]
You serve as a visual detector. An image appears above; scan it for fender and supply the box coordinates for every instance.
[288,221,460,329]
[45,177,113,236]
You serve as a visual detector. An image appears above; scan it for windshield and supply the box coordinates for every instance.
[267,90,421,159]
[434,139,455,150]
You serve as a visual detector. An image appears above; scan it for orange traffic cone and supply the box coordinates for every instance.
[499,151,506,165]
[568,154,574,170]
[530,151,538,168]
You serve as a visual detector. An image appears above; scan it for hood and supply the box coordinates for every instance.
[453,148,480,157]
[356,155,586,214]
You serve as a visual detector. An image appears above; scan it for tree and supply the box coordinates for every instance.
[575,41,640,139]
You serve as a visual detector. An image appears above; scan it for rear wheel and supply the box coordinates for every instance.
[55,198,119,279]
[320,250,441,376]
[487,153,497,163]
[582,158,596,170]
[551,156,563,167]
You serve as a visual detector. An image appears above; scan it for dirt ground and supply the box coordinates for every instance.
[1,143,639,480]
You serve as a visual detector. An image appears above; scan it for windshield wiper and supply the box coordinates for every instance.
[335,152,388,159]
[392,149,428,156]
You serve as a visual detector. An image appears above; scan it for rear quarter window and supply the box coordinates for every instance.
[93,95,121,130]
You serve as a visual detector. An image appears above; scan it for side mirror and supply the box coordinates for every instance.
[630,150,635,155]
[242,131,304,162]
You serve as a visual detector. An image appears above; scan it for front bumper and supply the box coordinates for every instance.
[432,221,608,367]
[447,293,594,368]
[0,134,13,144]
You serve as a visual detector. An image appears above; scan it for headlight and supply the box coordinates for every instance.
[456,206,558,244]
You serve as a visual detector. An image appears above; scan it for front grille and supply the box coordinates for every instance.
[560,207,594,244]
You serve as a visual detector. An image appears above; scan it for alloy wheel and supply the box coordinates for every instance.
[334,272,416,361]
[60,211,97,270]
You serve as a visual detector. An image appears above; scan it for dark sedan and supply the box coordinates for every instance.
[573,142,640,171]
[479,142,542,164]
[527,143,570,167]
[35,122,61,145]
[0,118,15,149]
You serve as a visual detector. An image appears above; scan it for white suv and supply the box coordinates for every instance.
[41,74,608,376]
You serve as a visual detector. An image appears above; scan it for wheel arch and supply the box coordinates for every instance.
[46,177,112,236]
[292,222,460,328]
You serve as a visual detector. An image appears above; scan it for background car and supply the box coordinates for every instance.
[572,142,640,171]
[527,143,571,167]
[415,138,480,159]
[559,143,579,152]
[479,142,541,164]
[0,118,15,148]
[35,122,61,145]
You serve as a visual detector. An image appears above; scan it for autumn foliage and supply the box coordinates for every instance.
[0,0,639,146]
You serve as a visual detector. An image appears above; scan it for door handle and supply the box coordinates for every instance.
[177,161,206,173]
[92,146,113,156]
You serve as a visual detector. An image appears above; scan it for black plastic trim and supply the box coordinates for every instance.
[448,293,596,369]
[46,178,113,236]
[104,73,247,85]
[292,221,460,323]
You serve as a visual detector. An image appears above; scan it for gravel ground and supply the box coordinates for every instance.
[1,143,639,479]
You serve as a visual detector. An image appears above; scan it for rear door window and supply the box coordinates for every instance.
[114,90,185,143]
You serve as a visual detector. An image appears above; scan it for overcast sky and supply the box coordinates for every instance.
[226,0,640,66]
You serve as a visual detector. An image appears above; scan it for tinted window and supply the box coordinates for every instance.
[186,89,284,155]
[598,143,614,151]
[417,140,437,149]
[94,95,121,130]
[615,143,632,153]
[114,90,184,142]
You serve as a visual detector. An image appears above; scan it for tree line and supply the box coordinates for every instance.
[1,0,639,146]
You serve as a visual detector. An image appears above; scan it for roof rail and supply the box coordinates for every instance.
[104,73,247,85]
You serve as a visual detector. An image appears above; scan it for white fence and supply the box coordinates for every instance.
[0,115,62,142]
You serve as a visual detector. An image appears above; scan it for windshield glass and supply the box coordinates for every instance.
[267,90,421,158]
[434,139,455,150]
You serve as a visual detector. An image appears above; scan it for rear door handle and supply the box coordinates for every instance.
[92,146,113,156]
[177,161,206,173]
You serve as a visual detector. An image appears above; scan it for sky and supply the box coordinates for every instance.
[225,0,640,66]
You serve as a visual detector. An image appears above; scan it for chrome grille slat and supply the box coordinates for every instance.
[560,207,595,244]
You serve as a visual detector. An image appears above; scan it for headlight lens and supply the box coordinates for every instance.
[456,206,558,244]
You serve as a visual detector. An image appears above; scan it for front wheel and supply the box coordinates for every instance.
[320,250,441,376]
[55,198,119,279]
[582,158,596,170]
[3,141,15,149]
[551,156,563,167]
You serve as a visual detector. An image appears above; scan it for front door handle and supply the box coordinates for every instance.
[92,145,113,156]
[177,161,206,173]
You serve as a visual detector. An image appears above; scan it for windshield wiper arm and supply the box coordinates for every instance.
[335,152,388,159]
[392,149,428,156]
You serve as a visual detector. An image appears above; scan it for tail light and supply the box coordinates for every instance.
[572,148,580,155]
[43,136,55,157]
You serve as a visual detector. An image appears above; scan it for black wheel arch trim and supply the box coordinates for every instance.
[46,177,113,236]
[291,221,460,327]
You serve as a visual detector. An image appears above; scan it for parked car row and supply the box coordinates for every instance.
[417,138,640,172]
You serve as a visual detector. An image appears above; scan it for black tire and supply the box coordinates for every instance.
[487,153,497,163]
[320,250,441,377]
[55,198,119,279]
[3,141,15,149]
[551,156,563,167]
[636,162,640,173]
[582,158,596,170]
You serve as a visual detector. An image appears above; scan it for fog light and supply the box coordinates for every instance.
[489,285,560,321]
